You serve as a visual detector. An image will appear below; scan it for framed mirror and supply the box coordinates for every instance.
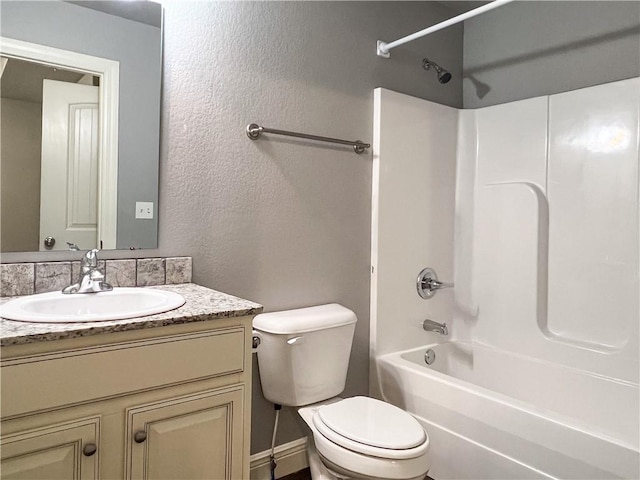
[0,0,162,253]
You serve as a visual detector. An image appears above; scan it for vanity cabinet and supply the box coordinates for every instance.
[0,316,253,480]
[125,387,244,479]
[1,417,100,480]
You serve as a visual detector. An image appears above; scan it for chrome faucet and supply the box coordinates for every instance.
[62,249,113,294]
[417,267,454,299]
[66,242,80,251]
[423,318,448,336]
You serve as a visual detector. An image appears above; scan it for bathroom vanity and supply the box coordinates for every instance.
[0,284,262,479]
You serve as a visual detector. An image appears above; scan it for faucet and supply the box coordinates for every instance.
[423,318,448,336]
[417,267,454,299]
[62,249,113,294]
[66,242,80,251]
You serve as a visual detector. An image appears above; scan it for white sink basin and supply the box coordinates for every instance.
[0,288,186,323]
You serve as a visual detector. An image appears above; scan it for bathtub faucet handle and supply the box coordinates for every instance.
[429,278,454,290]
[417,267,454,299]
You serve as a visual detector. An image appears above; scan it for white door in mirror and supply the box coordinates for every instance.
[40,79,106,251]
[0,288,185,323]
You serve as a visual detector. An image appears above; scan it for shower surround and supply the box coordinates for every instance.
[370,78,639,479]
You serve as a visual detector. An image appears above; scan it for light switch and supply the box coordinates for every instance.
[135,202,154,219]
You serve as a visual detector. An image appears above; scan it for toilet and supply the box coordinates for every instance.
[253,304,430,480]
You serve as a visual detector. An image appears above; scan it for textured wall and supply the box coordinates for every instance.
[0,98,41,252]
[463,1,640,108]
[159,1,462,453]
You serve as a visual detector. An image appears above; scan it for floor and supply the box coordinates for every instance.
[281,468,311,480]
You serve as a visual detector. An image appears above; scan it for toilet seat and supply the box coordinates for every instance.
[312,396,429,460]
[299,398,431,480]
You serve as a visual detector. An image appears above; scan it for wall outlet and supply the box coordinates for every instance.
[135,202,154,219]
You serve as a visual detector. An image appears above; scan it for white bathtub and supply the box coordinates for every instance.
[376,342,639,479]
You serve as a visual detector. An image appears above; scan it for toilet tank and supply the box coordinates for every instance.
[253,304,357,407]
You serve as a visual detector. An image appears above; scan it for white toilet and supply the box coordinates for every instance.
[253,304,431,480]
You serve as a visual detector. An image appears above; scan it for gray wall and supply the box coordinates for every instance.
[159,1,462,453]
[0,1,161,249]
[0,98,41,252]
[463,1,640,108]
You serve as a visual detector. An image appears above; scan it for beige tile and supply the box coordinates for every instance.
[165,257,192,284]
[35,262,72,293]
[0,263,35,297]
[105,259,137,287]
[136,258,165,286]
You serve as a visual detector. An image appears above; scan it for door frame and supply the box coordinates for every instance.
[0,37,119,249]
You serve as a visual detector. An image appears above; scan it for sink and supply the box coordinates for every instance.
[0,288,186,323]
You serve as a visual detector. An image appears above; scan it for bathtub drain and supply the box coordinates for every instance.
[424,349,436,365]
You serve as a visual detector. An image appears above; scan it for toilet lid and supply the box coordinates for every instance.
[316,397,426,451]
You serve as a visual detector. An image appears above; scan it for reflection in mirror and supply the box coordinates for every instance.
[0,0,162,254]
[2,58,99,252]
[0,47,118,251]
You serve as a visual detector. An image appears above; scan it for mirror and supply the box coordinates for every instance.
[0,0,162,253]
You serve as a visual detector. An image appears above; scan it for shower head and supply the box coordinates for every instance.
[422,58,452,84]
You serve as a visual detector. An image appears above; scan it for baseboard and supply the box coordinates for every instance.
[250,437,309,479]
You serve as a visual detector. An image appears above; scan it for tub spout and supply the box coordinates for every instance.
[423,318,448,335]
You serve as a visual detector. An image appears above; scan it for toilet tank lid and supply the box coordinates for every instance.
[253,303,357,334]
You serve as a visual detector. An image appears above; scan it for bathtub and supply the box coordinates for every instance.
[376,342,639,479]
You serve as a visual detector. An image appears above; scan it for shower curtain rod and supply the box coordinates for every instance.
[246,123,370,154]
[377,0,515,58]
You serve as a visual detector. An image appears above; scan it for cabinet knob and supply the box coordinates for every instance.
[134,431,147,443]
[83,443,97,457]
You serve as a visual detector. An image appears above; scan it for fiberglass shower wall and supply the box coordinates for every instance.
[458,78,639,383]
[370,88,458,362]
[371,78,639,384]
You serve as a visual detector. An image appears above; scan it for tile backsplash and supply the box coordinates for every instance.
[0,257,192,297]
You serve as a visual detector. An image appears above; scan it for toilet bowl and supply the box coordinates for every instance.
[298,397,430,480]
[253,304,431,480]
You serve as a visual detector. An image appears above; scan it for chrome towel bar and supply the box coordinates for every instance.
[246,123,370,154]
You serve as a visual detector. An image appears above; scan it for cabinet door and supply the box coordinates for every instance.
[126,386,244,480]
[1,417,100,480]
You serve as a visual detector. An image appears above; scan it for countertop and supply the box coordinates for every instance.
[0,283,263,346]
